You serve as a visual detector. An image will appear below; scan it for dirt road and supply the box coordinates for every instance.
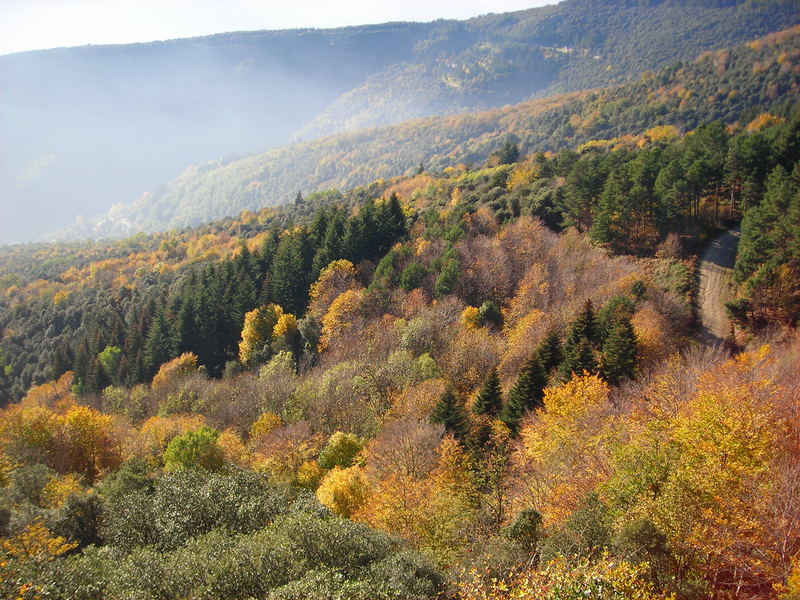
[697,228,740,347]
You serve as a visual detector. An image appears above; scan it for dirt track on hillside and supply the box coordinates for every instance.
[697,228,740,347]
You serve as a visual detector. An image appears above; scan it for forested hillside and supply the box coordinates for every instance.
[2,106,799,402]
[2,3,800,597]
[2,0,797,242]
[1,88,799,596]
[84,25,800,237]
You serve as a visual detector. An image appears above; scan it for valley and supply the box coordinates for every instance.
[0,2,799,599]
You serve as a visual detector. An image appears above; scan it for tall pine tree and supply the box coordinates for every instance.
[473,368,503,417]
[271,234,309,316]
[430,387,468,439]
[500,356,547,434]
[537,328,563,372]
[569,299,600,345]
[601,317,637,385]
[143,308,175,378]
[558,336,597,382]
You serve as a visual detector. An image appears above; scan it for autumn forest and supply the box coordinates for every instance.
[1,2,799,599]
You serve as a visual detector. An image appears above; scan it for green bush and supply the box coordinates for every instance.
[400,262,428,292]
[163,426,224,472]
[318,432,365,470]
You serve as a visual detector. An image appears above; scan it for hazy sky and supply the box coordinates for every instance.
[0,0,557,56]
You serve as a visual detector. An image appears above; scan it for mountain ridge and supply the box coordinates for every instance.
[68,25,800,239]
[2,0,798,243]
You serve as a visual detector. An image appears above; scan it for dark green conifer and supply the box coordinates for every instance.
[430,387,468,439]
[231,266,258,325]
[558,336,597,382]
[234,243,256,280]
[271,234,308,316]
[568,299,599,345]
[478,300,503,328]
[473,368,503,417]
[51,343,73,380]
[72,339,90,392]
[341,215,365,264]
[399,262,428,292]
[84,356,108,394]
[537,329,563,373]
[256,230,279,274]
[386,193,408,241]
[126,349,146,387]
[357,200,382,260]
[493,140,520,165]
[601,317,637,385]
[143,309,175,378]
[597,295,635,342]
[500,356,547,434]
[173,296,196,355]
[310,206,330,242]
[435,255,461,297]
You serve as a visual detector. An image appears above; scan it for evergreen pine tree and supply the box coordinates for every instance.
[310,206,330,243]
[173,295,196,355]
[500,356,547,434]
[493,140,520,165]
[590,167,627,246]
[373,193,408,251]
[72,339,90,391]
[784,169,800,264]
[127,349,146,387]
[601,317,637,385]
[256,231,279,274]
[234,243,256,281]
[537,329,562,372]
[361,200,385,260]
[473,368,503,416]
[115,353,130,388]
[478,300,503,328]
[85,356,108,394]
[568,299,599,345]
[435,252,461,297]
[271,234,308,316]
[143,308,174,378]
[387,193,408,240]
[563,154,605,230]
[430,388,468,439]
[231,266,259,326]
[51,343,73,380]
[735,165,797,283]
[597,295,635,342]
[558,336,597,382]
[108,314,126,349]
[341,216,364,264]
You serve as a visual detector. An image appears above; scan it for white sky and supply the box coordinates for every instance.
[0,0,556,56]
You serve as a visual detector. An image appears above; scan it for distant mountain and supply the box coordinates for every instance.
[2,0,797,243]
[77,25,800,237]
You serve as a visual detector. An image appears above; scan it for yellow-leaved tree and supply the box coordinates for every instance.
[151,352,199,395]
[602,346,797,596]
[239,304,284,365]
[654,346,785,594]
[316,466,370,518]
[519,373,614,525]
[1,517,77,599]
[319,289,363,352]
[308,259,361,320]
[272,312,299,352]
[60,404,122,484]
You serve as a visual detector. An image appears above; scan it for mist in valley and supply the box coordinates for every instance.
[1,0,796,244]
